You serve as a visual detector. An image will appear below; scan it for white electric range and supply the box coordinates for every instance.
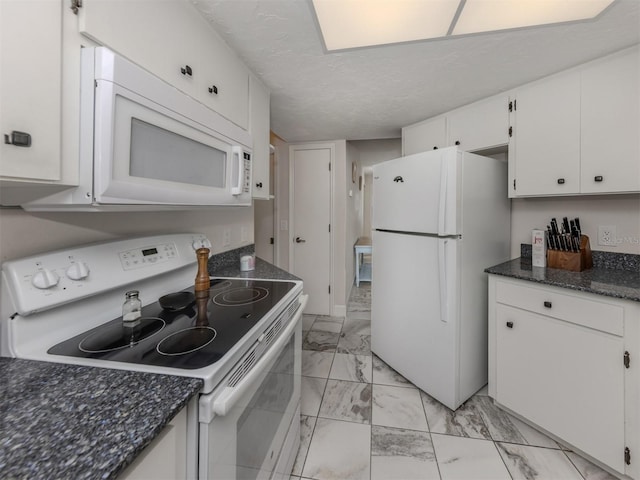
[0,233,305,480]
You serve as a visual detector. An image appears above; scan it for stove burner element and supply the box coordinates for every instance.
[79,317,165,353]
[213,287,269,306]
[156,327,217,356]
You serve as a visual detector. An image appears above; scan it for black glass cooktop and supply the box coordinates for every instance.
[48,278,297,370]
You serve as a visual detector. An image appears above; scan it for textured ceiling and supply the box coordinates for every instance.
[191,0,639,143]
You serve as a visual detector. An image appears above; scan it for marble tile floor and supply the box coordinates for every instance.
[292,283,617,480]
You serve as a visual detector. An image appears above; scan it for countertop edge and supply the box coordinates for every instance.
[485,258,640,303]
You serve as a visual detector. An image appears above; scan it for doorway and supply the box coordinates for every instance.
[290,144,332,315]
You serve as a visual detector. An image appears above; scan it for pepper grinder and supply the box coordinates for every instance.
[195,247,210,294]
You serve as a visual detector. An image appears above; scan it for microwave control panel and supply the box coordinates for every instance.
[243,152,251,193]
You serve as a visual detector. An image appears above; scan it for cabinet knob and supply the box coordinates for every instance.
[543,301,552,308]
[594,175,603,182]
[433,146,438,150]
[255,182,263,188]
[506,321,514,329]
[454,140,460,146]
[208,85,218,95]
[557,178,565,185]
[180,65,193,76]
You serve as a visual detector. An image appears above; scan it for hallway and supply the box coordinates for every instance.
[293,283,615,480]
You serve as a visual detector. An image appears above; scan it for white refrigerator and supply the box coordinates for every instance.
[371,146,510,410]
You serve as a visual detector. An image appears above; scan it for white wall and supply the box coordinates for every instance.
[510,194,640,257]
[0,207,255,262]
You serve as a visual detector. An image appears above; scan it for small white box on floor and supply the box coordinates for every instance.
[532,229,546,267]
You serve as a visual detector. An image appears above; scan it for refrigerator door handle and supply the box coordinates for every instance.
[438,156,448,234]
[438,239,448,323]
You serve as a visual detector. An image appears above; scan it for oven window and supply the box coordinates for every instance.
[129,118,226,187]
[236,335,295,479]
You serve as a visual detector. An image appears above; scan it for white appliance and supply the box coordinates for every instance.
[0,234,305,479]
[371,146,510,411]
[23,47,253,212]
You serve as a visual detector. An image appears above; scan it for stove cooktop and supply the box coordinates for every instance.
[48,278,296,370]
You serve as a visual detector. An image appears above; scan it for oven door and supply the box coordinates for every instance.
[198,295,306,480]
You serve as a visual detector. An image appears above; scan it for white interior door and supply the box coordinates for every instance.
[291,146,331,315]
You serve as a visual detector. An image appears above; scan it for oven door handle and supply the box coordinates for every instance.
[207,294,308,418]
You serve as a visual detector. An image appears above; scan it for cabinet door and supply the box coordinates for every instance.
[496,304,625,472]
[250,75,271,199]
[0,0,61,181]
[581,47,640,194]
[402,116,446,155]
[119,408,188,480]
[512,72,581,196]
[198,32,249,130]
[79,0,201,98]
[447,95,509,152]
[79,0,249,129]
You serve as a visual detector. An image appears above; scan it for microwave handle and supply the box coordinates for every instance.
[230,146,244,195]
[206,294,308,418]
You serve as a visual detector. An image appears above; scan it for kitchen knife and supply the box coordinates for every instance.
[562,217,571,236]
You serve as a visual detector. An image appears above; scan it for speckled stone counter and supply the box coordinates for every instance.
[208,245,300,281]
[485,257,640,302]
[0,358,202,480]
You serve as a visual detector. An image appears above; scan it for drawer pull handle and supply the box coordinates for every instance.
[557,178,565,185]
[594,175,603,182]
[543,301,552,308]
[506,321,514,329]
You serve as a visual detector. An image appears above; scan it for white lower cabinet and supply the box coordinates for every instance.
[119,407,188,480]
[488,275,640,479]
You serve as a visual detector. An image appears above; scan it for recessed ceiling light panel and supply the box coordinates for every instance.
[311,0,617,51]
[452,0,616,35]
[312,0,461,51]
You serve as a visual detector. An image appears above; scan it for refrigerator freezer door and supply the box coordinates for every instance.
[372,148,459,235]
[371,230,460,410]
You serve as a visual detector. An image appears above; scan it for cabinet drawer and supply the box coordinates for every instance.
[495,280,623,336]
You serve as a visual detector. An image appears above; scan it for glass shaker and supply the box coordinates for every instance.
[122,290,142,326]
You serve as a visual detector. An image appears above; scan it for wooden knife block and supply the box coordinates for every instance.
[547,235,593,272]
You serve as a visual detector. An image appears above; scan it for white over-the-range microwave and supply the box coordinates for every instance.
[23,47,253,211]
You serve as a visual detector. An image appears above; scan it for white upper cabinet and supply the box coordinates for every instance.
[0,0,62,182]
[250,75,271,199]
[403,94,510,157]
[447,94,510,153]
[510,71,581,196]
[580,47,640,194]
[78,0,249,130]
[402,116,446,156]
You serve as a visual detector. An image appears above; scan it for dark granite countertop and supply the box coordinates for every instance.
[0,358,203,480]
[486,257,640,302]
[208,245,300,281]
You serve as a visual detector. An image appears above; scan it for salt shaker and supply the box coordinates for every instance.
[122,290,142,326]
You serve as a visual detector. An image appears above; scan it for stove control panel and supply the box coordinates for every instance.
[2,233,210,316]
[118,242,177,271]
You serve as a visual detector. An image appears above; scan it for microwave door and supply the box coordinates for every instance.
[93,82,251,206]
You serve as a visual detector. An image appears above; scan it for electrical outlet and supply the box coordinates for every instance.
[222,228,231,247]
[598,225,617,246]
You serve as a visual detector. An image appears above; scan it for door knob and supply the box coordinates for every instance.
[295,237,306,243]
